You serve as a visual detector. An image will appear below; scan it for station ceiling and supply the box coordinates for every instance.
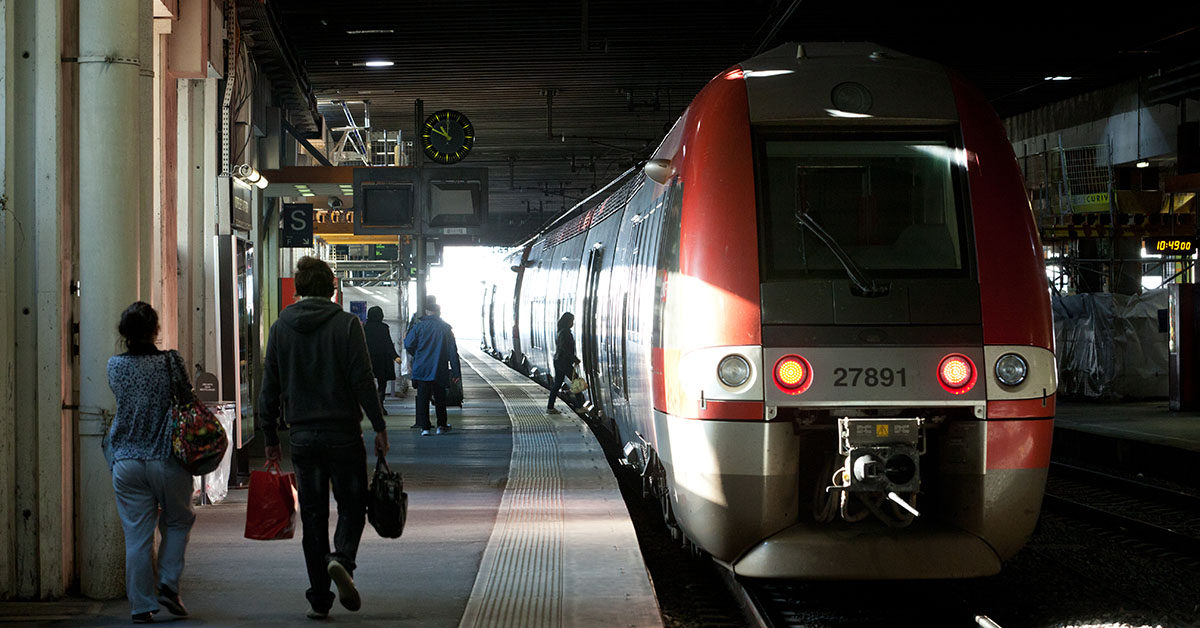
[262,1,1200,247]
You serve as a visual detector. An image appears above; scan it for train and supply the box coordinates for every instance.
[481,42,1055,579]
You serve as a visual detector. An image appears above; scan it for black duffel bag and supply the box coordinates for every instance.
[367,457,408,539]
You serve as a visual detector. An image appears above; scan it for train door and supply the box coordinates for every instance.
[582,245,607,416]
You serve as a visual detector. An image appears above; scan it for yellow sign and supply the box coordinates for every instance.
[1070,192,1110,213]
[876,424,889,437]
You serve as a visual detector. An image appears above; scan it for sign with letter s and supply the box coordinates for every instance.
[281,203,314,247]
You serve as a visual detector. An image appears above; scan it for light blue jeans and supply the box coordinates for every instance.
[112,458,196,615]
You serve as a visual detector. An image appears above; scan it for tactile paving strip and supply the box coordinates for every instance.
[459,352,579,627]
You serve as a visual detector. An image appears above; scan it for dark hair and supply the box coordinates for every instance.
[295,256,335,297]
[118,301,159,353]
[425,302,441,316]
[367,306,384,322]
[558,312,574,329]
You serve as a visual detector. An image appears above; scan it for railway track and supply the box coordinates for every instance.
[1043,461,1200,557]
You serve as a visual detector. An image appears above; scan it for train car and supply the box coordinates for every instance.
[482,41,1055,580]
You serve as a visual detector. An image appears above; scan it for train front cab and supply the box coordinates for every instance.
[650,43,1056,580]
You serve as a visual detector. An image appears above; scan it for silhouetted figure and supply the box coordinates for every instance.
[363,306,402,414]
[404,302,461,435]
[547,312,579,414]
[259,256,390,619]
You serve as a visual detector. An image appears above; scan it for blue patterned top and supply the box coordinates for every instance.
[105,352,175,466]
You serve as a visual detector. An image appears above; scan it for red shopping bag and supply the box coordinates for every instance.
[244,460,298,540]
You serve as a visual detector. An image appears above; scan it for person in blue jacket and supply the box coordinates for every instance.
[404,301,461,435]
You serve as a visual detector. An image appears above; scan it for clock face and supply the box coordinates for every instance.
[421,109,474,164]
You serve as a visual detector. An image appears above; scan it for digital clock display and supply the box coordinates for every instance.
[1145,237,1196,255]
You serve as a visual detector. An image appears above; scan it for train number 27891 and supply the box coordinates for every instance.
[832,367,907,387]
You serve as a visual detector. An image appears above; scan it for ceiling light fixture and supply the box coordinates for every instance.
[1043,76,1073,81]
[234,164,269,189]
[1136,161,1151,168]
[363,60,394,68]
[346,29,394,35]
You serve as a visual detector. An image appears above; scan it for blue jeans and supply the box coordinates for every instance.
[112,458,196,615]
[290,429,368,612]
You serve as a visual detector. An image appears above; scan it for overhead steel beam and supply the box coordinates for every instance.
[282,119,333,167]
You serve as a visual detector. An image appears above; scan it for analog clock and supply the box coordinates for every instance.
[421,109,474,164]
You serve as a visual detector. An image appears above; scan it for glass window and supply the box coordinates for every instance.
[759,135,968,280]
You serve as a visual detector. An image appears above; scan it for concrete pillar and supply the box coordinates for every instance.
[77,0,147,599]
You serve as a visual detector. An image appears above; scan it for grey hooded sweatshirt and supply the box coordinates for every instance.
[258,297,386,446]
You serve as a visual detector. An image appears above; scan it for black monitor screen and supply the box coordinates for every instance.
[361,185,414,228]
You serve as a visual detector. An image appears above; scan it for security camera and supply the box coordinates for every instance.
[328,196,343,210]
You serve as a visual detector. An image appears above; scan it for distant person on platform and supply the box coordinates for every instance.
[404,301,462,435]
[258,256,390,620]
[364,306,402,414]
[547,311,580,415]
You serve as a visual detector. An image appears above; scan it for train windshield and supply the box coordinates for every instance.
[758,135,968,280]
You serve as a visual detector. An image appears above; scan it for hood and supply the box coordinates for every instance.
[280,298,343,334]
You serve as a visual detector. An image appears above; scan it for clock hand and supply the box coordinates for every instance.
[432,124,452,141]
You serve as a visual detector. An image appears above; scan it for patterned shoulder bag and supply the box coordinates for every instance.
[166,351,229,475]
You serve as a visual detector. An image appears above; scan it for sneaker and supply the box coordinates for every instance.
[157,585,188,616]
[131,612,154,624]
[547,408,561,414]
[306,605,329,620]
[421,429,431,436]
[437,425,451,434]
[326,559,361,612]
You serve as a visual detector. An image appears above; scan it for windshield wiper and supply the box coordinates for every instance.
[794,211,890,298]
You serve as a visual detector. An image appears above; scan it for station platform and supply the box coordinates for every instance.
[1053,398,1200,490]
[5,348,662,626]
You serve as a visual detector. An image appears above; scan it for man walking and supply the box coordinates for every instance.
[404,301,461,436]
[259,256,389,620]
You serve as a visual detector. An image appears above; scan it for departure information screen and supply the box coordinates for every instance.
[1145,237,1196,255]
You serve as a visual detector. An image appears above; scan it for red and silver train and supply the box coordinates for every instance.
[482,42,1055,579]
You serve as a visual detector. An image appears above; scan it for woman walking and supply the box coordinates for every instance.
[105,301,195,623]
[364,306,402,414]
[546,312,579,414]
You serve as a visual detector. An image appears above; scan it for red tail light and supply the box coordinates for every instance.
[774,355,813,395]
[937,354,977,394]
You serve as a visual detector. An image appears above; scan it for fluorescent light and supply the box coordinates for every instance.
[346,29,394,35]
[364,60,394,68]
[1043,76,1073,81]
[1136,161,1150,168]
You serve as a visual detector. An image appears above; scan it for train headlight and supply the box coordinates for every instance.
[995,353,1028,386]
[717,355,751,388]
[937,353,977,394]
[773,354,813,395]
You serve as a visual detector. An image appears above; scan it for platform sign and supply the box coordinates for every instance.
[281,203,314,247]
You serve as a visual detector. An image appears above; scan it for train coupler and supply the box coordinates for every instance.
[827,417,926,522]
